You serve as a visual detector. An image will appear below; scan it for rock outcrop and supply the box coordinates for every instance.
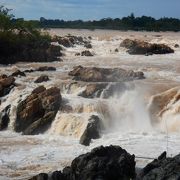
[81,50,93,56]
[0,75,15,97]
[34,75,50,83]
[69,66,144,82]
[148,86,180,126]
[11,70,26,77]
[53,35,85,47]
[36,66,56,72]
[84,43,92,49]
[15,86,61,135]
[79,82,127,99]
[137,152,180,180]
[120,39,174,55]
[79,83,108,98]
[80,115,102,146]
[29,145,136,180]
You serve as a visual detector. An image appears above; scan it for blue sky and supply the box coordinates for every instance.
[1,0,180,20]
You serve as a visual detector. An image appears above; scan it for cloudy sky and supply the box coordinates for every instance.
[1,0,180,20]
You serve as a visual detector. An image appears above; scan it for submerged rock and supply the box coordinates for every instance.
[120,39,174,55]
[30,145,136,180]
[69,65,144,82]
[137,152,180,180]
[34,75,50,83]
[15,86,61,135]
[80,115,102,146]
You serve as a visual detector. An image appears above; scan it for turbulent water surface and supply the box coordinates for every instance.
[0,29,180,179]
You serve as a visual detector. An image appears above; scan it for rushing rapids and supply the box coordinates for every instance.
[0,29,180,179]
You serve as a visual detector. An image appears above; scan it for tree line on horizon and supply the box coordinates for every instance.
[39,13,180,32]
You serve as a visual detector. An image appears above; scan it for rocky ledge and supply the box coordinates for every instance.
[15,86,62,135]
[120,39,174,55]
[69,65,144,82]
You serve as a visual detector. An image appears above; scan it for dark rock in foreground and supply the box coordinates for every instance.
[137,152,180,180]
[69,65,144,82]
[80,115,102,146]
[120,39,174,55]
[15,86,61,135]
[29,145,136,180]
[34,75,50,83]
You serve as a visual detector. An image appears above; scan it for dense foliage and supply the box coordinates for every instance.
[0,6,60,64]
[39,13,180,31]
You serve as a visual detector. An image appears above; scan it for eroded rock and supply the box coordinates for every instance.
[34,75,50,83]
[137,152,180,180]
[69,66,144,82]
[120,39,174,55]
[36,66,56,72]
[15,86,61,135]
[30,145,136,180]
[81,50,93,56]
[11,70,26,77]
[80,115,103,146]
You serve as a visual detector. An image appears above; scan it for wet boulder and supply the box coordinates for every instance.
[0,105,11,130]
[84,43,92,49]
[34,75,50,83]
[0,76,15,97]
[15,86,61,135]
[69,66,144,82]
[11,70,26,77]
[115,48,119,52]
[36,66,56,72]
[54,35,85,47]
[81,50,93,56]
[120,39,174,55]
[137,152,180,180]
[79,83,108,98]
[174,44,179,48]
[80,115,103,146]
[70,145,136,179]
[23,69,35,73]
[75,52,80,56]
[29,145,136,180]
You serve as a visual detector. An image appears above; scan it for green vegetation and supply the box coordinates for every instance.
[39,13,180,32]
[0,6,61,64]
